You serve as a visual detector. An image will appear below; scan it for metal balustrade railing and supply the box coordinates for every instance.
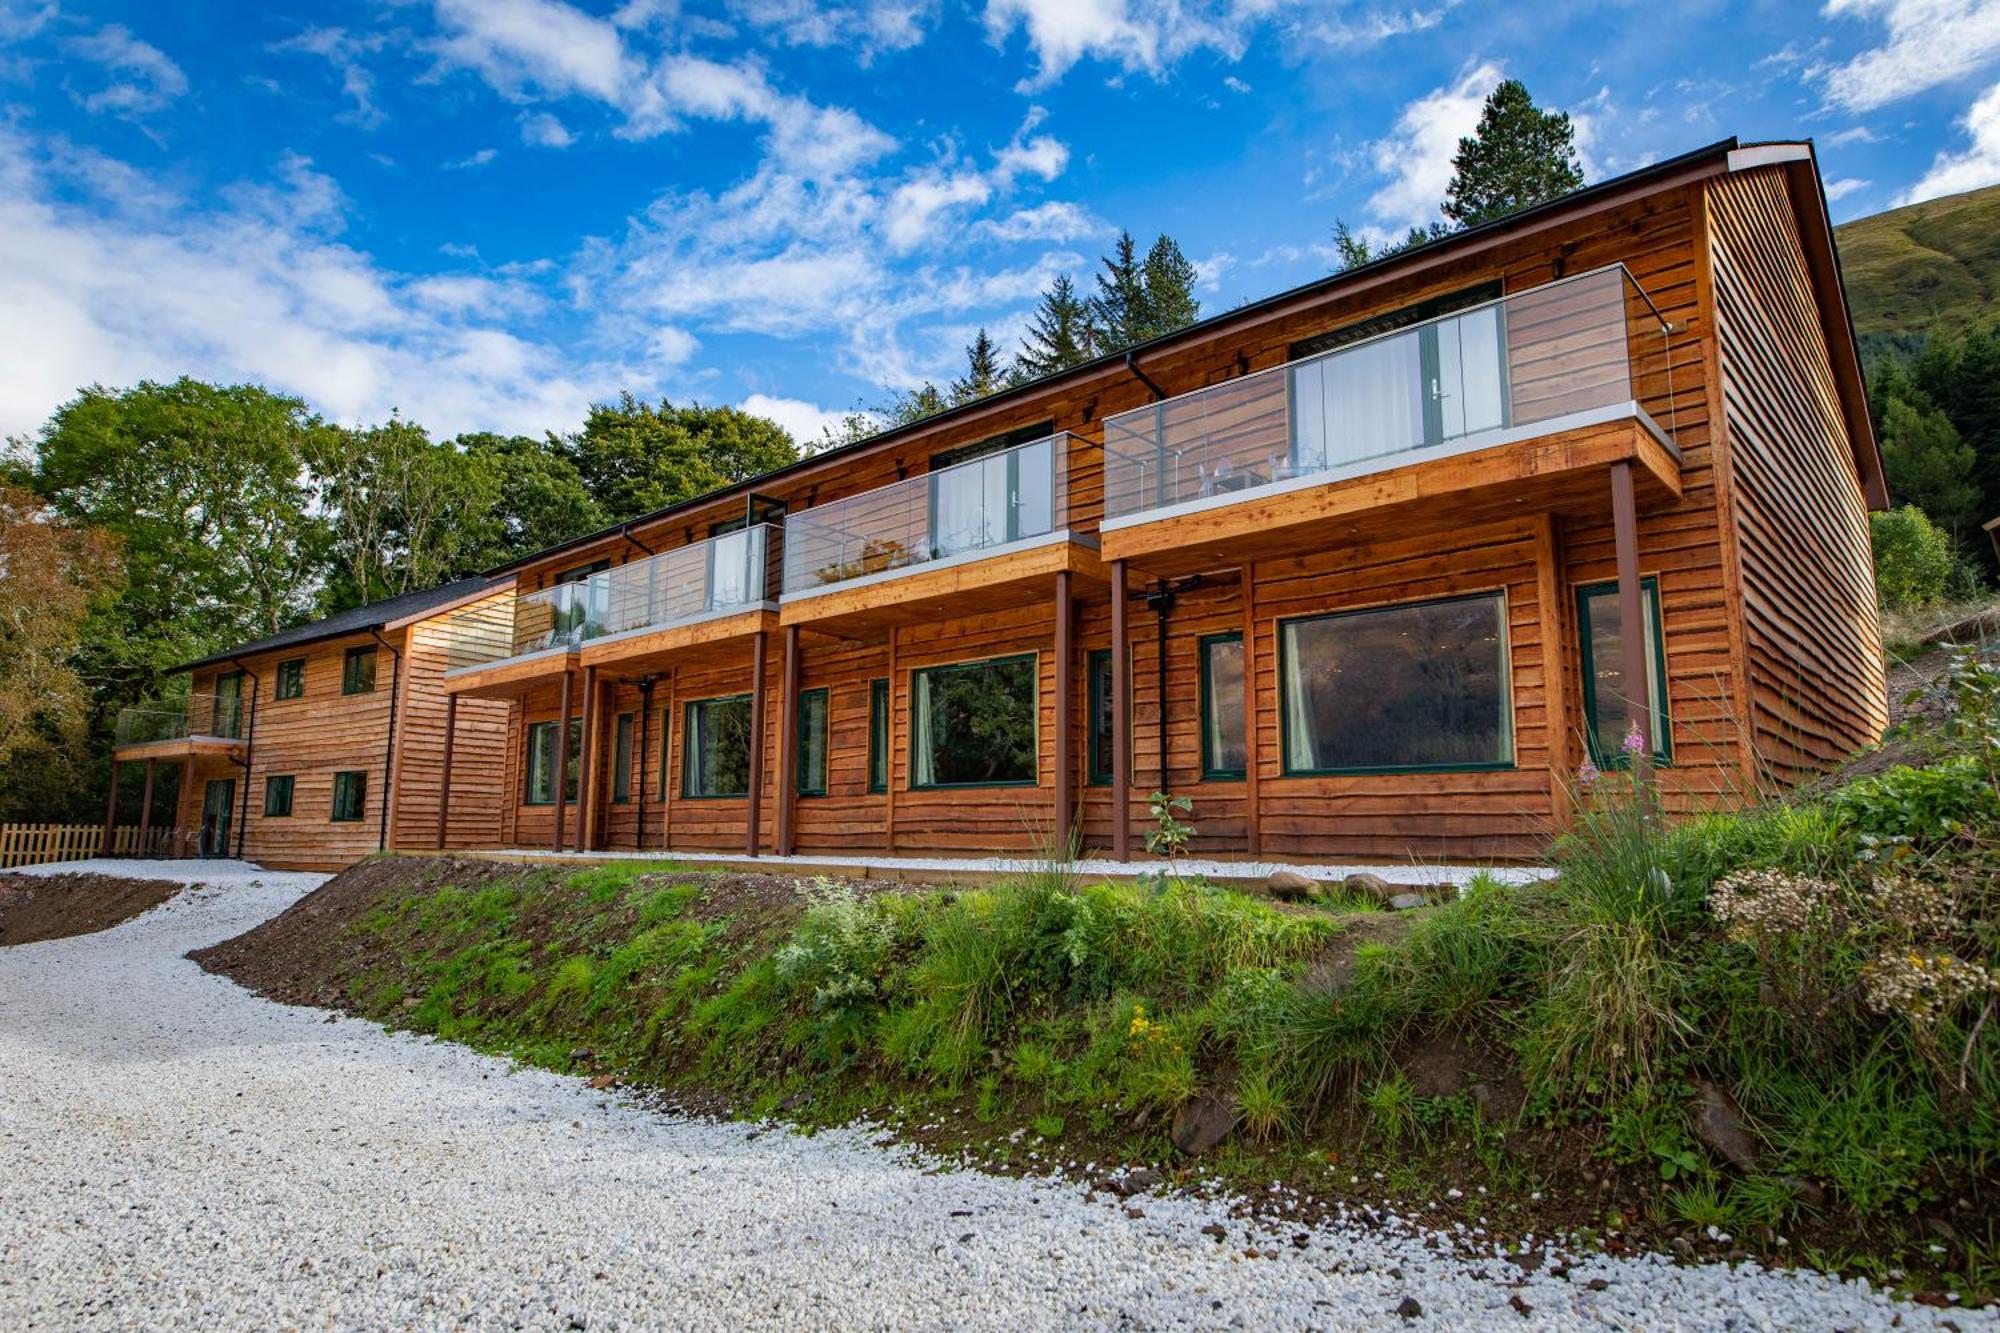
[780,432,1071,595]
[113,692,240,746]
[1101,266,1677,523]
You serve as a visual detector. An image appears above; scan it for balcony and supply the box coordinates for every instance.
[1097,266,1684,572]
[778,431,1102,634]
[579,525,780,672]
[112,692,248,762]
[441,582,595,697]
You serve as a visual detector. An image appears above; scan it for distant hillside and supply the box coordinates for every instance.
[1836,184,2000,362]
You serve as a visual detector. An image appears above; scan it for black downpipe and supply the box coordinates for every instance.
[371,630,403,853]
[230,659,261,860]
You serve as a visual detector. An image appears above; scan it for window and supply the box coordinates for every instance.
[1577,577,1671,766]
[211,671,244,739]
[1087,649,1115,786]
[611,713,635,802]
[796,688,828,796]
[1200,633,1247,781]
[330,771,367,822]
[867,678,889,794]
[524,718,581,805]
[275,659,305,700]
[910,653,1037,789]
[927,427,1057,559]
[262,775,294,817]
[342,646,377,695]
[1279,592,1513,775]
[684,695,753,798]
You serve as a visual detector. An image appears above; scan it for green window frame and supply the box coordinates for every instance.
[796,688,829,797]
[1199,632,1247,781]
[1576,576,1671,767]
[342,646,377,695]
[330,771,366,822]
[1086,648,1115,786]
[1277,591,1514,776]
[274,659,305,700]
[909,652,1039,790]
[867,678,890,794]
[262,775,294,817]
[524,718,581,805]
[659,707,675,801]
[683,694,754,799]
[611,713,635,802]
[211,671,244,739]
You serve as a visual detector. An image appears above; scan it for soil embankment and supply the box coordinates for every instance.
[0,872,183,946]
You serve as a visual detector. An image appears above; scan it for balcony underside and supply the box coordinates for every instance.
[1098,416,1682,577]
[112,735,247,764]
[780,534,1107,638]
[443,645,578,700]
[579,607,779,674]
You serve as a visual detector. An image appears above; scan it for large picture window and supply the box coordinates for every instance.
[524,718,581,805]
[1279,592,1513,774]
[796,688,828,796]
[1577,577,1670,766]
[1087,649,1118,786]
[867,678,889,794]
[1200,633,1247,780]
[330,771,367,822]
[910,653,1037,789]
[684,695,753,798]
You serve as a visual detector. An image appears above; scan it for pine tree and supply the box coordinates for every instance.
[1441,80,1585,228]
[1014,274,1094,381]
[1139,235,1200,339]
[1089,231,1148,351]
[882,383,947,427]
[951,329,1003,405]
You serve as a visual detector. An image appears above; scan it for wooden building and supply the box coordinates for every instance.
[107,579,514,871]
[121,137,1889,871]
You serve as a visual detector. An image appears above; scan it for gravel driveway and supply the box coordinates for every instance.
[0,863,1984,1331]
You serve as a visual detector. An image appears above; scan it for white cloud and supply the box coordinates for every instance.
[445,147,500,169]
[273,27,387,128]
[886,171,993,251]
[1824,175,1872,200]
[647,325,701,366]
[980,200,1106,243]
[1192,251,1233,291]
[1222,75,1251,93]
[1363,60,1502,232]
[1823,124,1883,147]
[1896,79,2000,202]
[66,24,187,119]
[519,111,576,147]
[1816,0,2000,112]
[739,392,858,443]
[725,0,938,60]
[992,105,1069,183]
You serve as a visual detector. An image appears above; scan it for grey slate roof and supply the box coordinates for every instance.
[174,576,498,673]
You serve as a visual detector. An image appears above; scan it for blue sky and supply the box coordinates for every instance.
[2,0,1997,445]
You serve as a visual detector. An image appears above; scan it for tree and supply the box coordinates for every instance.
[561,394,798,521]
[881,383,948,428]
[0,486,120,819]
[457,432,606,561]
[1014,274,1094,381]
[1140,235,1200,337]
[1878,393,1980,541]
[1441,80,1585,228]
[951,329,1004,405]
[814,409,884,451]
[1870,505,1955,610]
[1090,231,1149,350]
[1328,219,1451,273]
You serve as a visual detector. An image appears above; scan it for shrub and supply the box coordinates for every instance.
[1830,755,2000,847]
[1870,505,1954,611]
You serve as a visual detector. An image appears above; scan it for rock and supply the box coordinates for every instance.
[567,1048,593,1064]
[1387,893,1428,912]
[1395,1296,1423,1319]
[1670,1236,1696,1261]
[1693,1081,1760,1171]
[1509,1294,1534,1318]
[1782,1176,1828,1208]
[1113,1168,1161,1196]
[1171,1092,1238,1156]
[1200,1222,1228,1242]
[1265,870,1320,901]
[1343,872,1396,904]
[588,1074,616,1090]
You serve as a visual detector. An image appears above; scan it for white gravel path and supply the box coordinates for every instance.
[0,861,1985,1330]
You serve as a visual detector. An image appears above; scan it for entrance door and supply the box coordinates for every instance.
[200,778,235,858]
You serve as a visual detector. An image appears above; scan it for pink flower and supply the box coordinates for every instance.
[1577,759,1601,786]
[1622,724,1648,758]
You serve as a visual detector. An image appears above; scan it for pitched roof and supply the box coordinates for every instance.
[175,576,500,673]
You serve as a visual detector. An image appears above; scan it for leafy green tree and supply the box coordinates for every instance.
[562,394,798,520]
[1870,505,1955,610]
[1139,235,1200,337]
[1878,393,1980,541]
[882,383,948,428]
[1013,273,1094,381]
[1912,324,2000,520]
[1441,79,1585,227]
[456,432,607,560]
[952,329,1004,404]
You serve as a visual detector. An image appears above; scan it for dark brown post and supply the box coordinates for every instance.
[1610,461,1652,758]
[745,631,767,856]
[776,624,800,857]
[576,665,599,852]
[436,693,458,850]
[1053,570,1074,849]
[1110,559,1131,863]
[101,759,120,855]
[553,669,573,852]
[178,758,193,857]
[138,760,156,854]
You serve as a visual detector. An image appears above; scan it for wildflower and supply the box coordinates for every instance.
[1708,868,1846,939]
[1576,758,1601,787]
[1621,724,1648,758]
[1860,950,1997,1025]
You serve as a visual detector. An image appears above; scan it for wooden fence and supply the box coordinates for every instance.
[0,824,190,870]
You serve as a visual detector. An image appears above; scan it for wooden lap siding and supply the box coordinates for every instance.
[1705,169,1886,786]
[393,597,513,851]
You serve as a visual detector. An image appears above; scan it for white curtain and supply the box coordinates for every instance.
[708,529,752,609]
[1295,330,1424,472]
[932,455,1007,556]
[1435,307,1506,440]
[912,674,936,786]
[1281,625,1320,771]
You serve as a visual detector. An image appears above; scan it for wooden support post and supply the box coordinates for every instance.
[776,625,800,857]
[138,760,156,853]
[1610,461,1652,760]
[1240,563,1261,860]
[436,693,458,850]
[101,760,120,856]
[1053,570,1074,850]
[178,758,192,857]
[576,665,599,852]
[745,633,767,857]
[554,669,573,852]
[1110,559,1132,863]
[1534,514,1573,829]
